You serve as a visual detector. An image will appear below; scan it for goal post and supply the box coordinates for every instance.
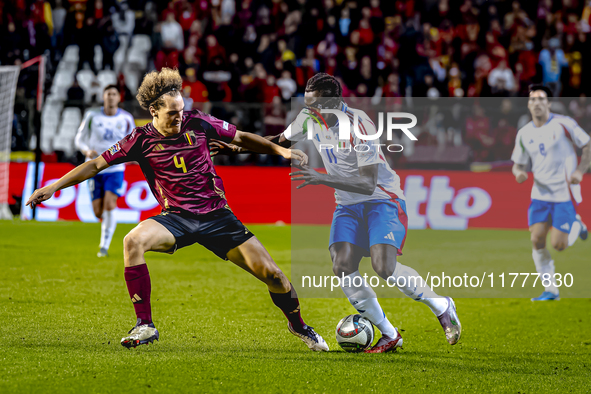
[0,55,46,220]
[0,66,21,220]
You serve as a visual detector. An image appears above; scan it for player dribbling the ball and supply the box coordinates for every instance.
[27,68,329,352]
[212,73,462,353]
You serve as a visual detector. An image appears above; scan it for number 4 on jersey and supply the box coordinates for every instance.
[173,155,187,173]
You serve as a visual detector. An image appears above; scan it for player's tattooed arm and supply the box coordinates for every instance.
[571,142,591,184]
[26,156,110,207]
[512,163,528,184]
[290,164,379,195]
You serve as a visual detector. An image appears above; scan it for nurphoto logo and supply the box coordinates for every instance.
[285,108,419,153]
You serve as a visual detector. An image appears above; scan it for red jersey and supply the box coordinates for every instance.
[102,109,236,215]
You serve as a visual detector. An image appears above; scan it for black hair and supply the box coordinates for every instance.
[305,73,343,109]
[528,84,553,98]
[305,73,342,97]
[103,84,119,93]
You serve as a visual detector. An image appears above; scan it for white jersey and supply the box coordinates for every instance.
[511,113,590,202]
[75,108,135,173]
[285,103,405,205]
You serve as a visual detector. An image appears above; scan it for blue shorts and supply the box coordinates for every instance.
[528,199,577,233]
[88,172,125,201]
[329,198,408,256]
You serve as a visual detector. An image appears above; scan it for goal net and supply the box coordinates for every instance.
[0,66,21,220]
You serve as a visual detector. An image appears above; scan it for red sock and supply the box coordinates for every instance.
[269,283,306,332]
[124,264,152,324]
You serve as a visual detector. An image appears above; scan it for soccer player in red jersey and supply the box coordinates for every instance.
[26,68,329,351]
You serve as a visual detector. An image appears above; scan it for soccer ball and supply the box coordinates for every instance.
[335,314,374,352]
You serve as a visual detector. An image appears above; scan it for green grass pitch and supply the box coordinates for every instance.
[1,220,590,393]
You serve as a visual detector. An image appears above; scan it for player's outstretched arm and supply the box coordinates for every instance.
[230,130,308,165]
[210,133,293,156]
[571,142,591,184]
[512,163,528,183]
[26,156,110,207]
[290,164,378,195]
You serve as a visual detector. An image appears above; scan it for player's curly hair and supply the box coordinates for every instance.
[305,73,342,109]
[136,68,183,110]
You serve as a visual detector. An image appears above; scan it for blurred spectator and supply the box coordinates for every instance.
[3,21,24,65]
[135,2,158,36]
[220,0,236,26]
[263,75,280,103]
[204,35,225,66]
[317,32,338,61]
[78,18,98,74]
[465,105,493,162]
[256,35,275,73]
[183,67,209,103]
[488,60,516,96]
[357,56,378,97]
[182,86,194,111]
[295,47,320,90]
[66,80,85,110]
[51,0,67,61]
[264,96,286,137]
[383,73,402,97]
[99,18,120,71]
[504,1,530,30]
[539,38,568,96]
[161,13,184,51]
[116,73,133,102]
[155,14,184,70]
[492,119,518,160]
[112,1,135,37]
[277,70,297,102]
[178,1,196,42]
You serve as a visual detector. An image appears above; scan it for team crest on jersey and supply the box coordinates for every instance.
[116,122,123,130]
[108,142,121,154]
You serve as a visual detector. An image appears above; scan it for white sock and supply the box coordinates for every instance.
[532,248,558,294]
[340,271,397,338]
[99,209,117,251]
[568,220,581,247]
[389,263,449,316]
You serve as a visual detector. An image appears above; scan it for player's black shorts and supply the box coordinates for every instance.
[149,208,255,260]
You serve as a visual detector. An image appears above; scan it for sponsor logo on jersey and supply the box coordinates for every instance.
[222,121,229,130]
[108,142,121,155]
[560,222,570,231]
[384,232,396,241]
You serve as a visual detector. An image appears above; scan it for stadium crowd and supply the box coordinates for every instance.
[3,0,591,165]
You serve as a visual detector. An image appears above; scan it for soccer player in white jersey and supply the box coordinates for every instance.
[75,85,135,257]
[511,85,590,301]
[211,73,462,353]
